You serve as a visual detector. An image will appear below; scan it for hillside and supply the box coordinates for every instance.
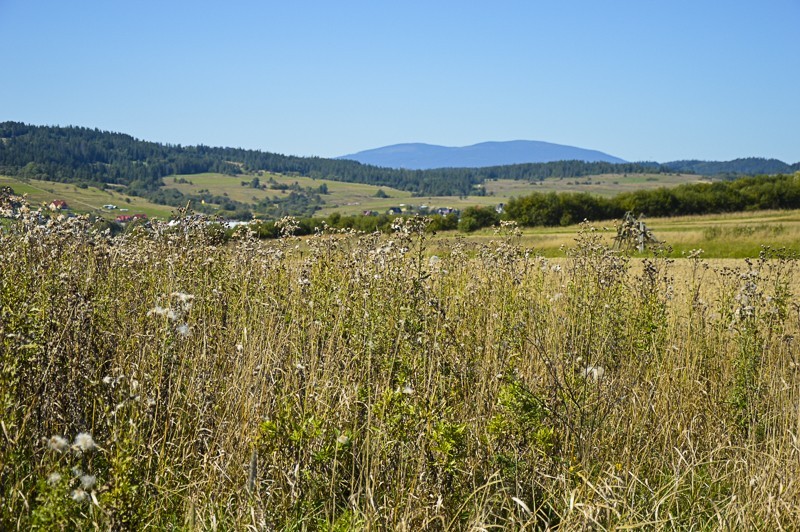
[662,157,799,176]
[337,140,626,169]
[2,121,797,219]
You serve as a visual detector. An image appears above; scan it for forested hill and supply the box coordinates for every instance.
[1,122,796,198]
[662,158,799,176]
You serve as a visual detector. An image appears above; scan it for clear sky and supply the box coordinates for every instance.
[1,1,798,162]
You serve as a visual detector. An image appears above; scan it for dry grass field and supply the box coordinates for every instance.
[3,186,800,529]
[435,208,800,259]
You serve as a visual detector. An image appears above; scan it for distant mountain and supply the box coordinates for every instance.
[337,140,627,169]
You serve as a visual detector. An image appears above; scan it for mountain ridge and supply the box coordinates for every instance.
[337,140,627,169]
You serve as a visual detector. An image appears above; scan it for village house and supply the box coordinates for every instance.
[49,199,68,211]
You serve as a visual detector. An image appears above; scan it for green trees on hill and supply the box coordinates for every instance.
[3,122,799,224]
[506,173,800,227]
[0,122,666,199]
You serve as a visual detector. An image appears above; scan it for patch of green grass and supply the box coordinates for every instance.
[164,172,415,215]
[0,175,174,218]
[485,173,707,197]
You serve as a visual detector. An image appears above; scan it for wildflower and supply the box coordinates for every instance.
[47,472,62,485]
[72,432,96,453]
[428,255,441,267]
[582,365,605,381]
[176,323,190,337]
[147,305,169,317]
[171,291,195,305]
[336,434,351,446]
[79,474,96,490]
[71,489,88,502]
[47,435,69,452]
[401,386,415,396]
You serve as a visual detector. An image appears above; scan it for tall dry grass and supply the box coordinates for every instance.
[2,192,800,529]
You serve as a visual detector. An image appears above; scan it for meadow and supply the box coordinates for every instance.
[0,175,173,219]
[0,171,719,221]
[164,172,707,218]
[2,189,800,529]
[455,208,800,259]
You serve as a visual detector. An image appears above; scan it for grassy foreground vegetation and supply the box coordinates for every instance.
[2,191,800,529]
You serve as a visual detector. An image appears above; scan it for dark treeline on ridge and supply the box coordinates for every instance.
[0,122,662,199]
[4,122,796,204]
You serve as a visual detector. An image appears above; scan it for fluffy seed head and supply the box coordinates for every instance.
[73,432,96,452]
[582,365,605,381]
[80,474,96,490]
[47,435,69,452]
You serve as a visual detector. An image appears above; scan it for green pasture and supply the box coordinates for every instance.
[0,175,174,219]
[484,173,708,198]
[164,172,414,214]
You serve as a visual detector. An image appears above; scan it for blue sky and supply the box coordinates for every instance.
[1,1,798,162]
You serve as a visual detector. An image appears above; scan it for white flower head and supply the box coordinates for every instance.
[171,292,195,305]
[582,365,605,381]
[176,323,190,337]
[71,488,88,503]
[171,292,195,313]
[401,386,415,396]
[47,472,62,485]
[336,434,351,446]
[47,435,69,452]
[80,474,96,490]
[72,432,96,453]
[147,305,168,317]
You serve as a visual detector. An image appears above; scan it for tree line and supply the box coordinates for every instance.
[504,173,800,227]
[228,173,800,238]
[4,122,798,221]
[0,122,715,199]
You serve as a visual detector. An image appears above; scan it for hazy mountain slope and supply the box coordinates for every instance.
[338,140,627,169]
